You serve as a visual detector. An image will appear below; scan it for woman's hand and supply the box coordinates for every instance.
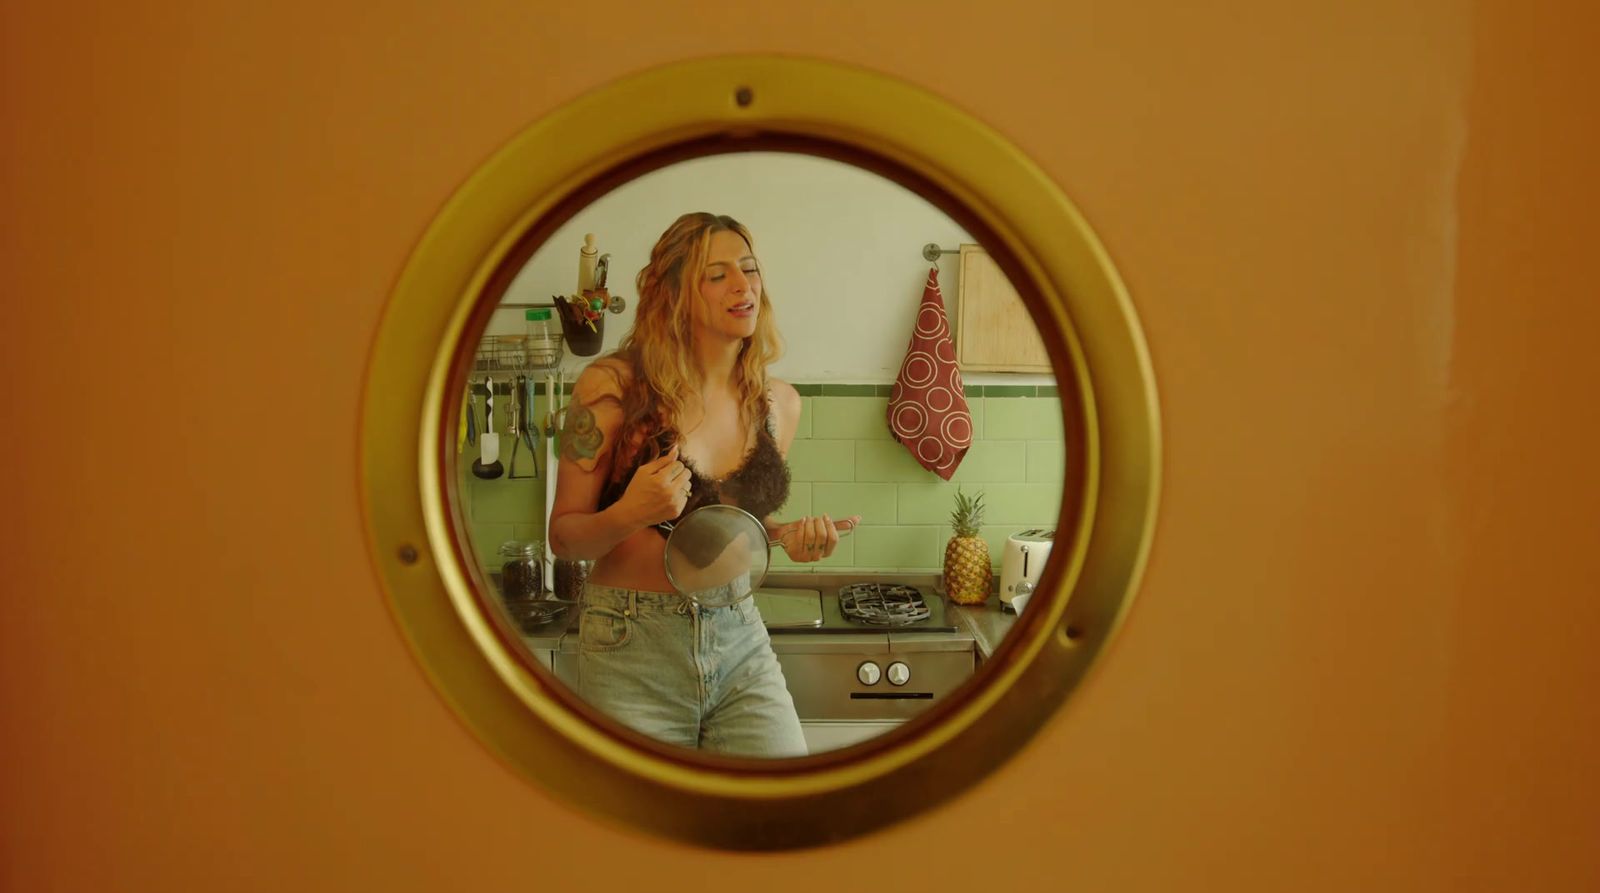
[774,513,860,563]
[618,443,691,527]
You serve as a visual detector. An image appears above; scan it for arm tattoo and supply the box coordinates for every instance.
[560,403,604,462]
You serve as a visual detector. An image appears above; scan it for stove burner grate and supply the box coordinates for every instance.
[838,583,931,626]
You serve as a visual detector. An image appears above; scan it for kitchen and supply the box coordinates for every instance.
[454,151,1066,754]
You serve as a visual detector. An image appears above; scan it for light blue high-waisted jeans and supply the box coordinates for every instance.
[577,582,808,758]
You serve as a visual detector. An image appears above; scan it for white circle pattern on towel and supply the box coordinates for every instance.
[899,351,937,389]
[941,412,972,448]
[892,403,927,439]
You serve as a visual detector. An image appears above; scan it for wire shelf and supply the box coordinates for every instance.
[473,333,562,374]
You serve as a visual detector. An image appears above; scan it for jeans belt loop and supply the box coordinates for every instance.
[626,590,636,618]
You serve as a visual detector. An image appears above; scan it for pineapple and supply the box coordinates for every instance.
[943,488,992,605]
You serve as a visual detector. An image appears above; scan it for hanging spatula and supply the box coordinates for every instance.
[472,381,503,480]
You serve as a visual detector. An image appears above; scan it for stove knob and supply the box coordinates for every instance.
[887,661,910,686]
[856,661,881,686]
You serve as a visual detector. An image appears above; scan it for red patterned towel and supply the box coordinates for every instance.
[887,268,973,480]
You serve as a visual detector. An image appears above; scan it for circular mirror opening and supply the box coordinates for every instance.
[361,56,1159,850]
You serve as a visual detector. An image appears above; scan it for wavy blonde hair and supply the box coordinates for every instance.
[602,212,784,479]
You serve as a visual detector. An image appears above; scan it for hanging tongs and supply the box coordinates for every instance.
[509,374,537,479]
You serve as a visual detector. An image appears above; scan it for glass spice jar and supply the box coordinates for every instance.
[497,540,542,599]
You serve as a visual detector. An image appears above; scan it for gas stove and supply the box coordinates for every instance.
[829,581,959,632]
[839,582,933,625]
[751,574,977,746]
[756,579,960,634]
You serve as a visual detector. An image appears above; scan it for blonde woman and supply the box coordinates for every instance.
[548,212,858,757]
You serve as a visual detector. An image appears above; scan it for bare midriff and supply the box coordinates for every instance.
[587,525,674,592]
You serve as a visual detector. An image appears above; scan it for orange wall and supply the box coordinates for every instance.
[3,1,1596,890]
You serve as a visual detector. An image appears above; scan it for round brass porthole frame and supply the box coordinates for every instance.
[360,56,1159,851]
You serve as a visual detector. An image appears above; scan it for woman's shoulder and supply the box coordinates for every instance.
[573,355,635,401]
[765,377,802,432]
[766,377,800,410]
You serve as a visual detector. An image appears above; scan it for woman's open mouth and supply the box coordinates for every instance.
[728,301,756,318]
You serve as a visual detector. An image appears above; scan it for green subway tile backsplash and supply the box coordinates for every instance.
[897,483,963,525]
[1026,441,1066,482]
[786,439,855,482]
[770,535,855,569]
[948,441,1028,483]
[810,396,892,440]
[462,385,1065,572]
[469,521,515,571]
[854,440,937,482]
[775,482,812,520]
[854,526,942,569]
[813,482,897,525]
[785,384,1070,400]
[984,396,1064,440]
[469,475,543,524]
[980,398,1032,439]
[899,481,1059,528]
[511,523,544,543]
[1033,397,1065,438]
[965,483,1062,525]
[793,384,1064,399]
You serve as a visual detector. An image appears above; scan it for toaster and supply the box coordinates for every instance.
[1000,528,1054,613]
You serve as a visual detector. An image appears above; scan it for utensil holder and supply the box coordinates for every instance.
[558,311,604,357]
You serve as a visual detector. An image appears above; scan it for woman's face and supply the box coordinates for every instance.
[691,229,762,343]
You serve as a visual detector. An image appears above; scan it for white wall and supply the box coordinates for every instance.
[485,152,1052,385]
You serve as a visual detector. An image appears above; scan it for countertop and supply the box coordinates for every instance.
[945,594,1018,661]
[504,572,1016,659]
[515,611,577,652]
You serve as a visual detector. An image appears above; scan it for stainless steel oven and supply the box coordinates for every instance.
[758,573,976,752]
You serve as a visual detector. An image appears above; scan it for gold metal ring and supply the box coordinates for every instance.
[360,54,1160,852]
